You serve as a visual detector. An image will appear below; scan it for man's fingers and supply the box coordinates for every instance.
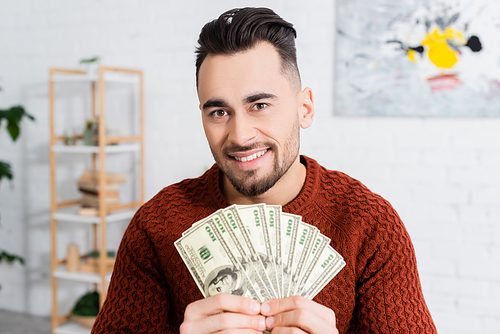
[261,296,333,319]
[181,295,266,334]
[207,312,266,333]
[181,312,266,334]
[261,296,337,333]
[263,324,307,334]
[184,294,260,321]
[265,309,320,333]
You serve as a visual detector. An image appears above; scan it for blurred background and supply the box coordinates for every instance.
[0,1,499,333]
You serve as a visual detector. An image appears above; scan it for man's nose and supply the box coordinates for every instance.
[227,112,257,146]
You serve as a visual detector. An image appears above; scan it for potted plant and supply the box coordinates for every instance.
[80,56,100,77]
[71,290,99,328]
[0,84,34,289]
[83,117,98,145]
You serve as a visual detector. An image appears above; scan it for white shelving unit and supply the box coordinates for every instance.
[54,322,93,334]
[49,67,144,333]
[51,71,138,84]
[52,205,136,225]
[51,143,140,154]
[53,266,112,284]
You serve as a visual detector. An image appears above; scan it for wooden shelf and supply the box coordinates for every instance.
[50,66,145,333]
[52,206,137,224]
[51,143,140,154]
[54,321,91,334]
[50,71,138,84]
[53,266,112,284]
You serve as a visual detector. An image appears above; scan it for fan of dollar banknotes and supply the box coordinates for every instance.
[175,204,345,303]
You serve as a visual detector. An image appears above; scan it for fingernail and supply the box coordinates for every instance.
[261,302,270,313]
[266,316,275,328]
[251,302,260,314]
[259,317,266,330]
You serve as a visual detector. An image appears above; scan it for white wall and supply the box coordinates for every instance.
[0,1,499,333]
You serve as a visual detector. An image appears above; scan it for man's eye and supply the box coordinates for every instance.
[213,110,227,117]
[253,103,267,110]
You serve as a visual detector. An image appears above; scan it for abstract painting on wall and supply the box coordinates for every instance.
[335,0,500,116]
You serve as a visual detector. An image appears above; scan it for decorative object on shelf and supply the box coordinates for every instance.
[71,291,99,329]
[83,118,98,145]
[78,170,127,185]
[66,243,80,272]
[79,56,100,77]
[77,170,127,211]
[106,128,120,145]
[80,250,116,273]
[77,207,99,217]
[63,130,76,145]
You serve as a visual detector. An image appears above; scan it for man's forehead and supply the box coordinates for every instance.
[197,43,288,103]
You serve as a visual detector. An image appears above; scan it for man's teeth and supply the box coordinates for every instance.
[234,150,267,162]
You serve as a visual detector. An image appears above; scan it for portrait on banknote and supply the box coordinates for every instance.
[205,265,248,297]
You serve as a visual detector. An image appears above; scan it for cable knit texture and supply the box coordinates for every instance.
[91,156,437,334]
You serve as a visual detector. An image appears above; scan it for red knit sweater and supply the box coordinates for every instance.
[92,155,437,333]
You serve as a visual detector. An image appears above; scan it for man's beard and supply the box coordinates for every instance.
[211,121,300,198]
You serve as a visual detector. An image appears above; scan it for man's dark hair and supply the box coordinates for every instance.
[195,7,300,89]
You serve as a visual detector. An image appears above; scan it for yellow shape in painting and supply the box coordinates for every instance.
[407,49,417,64]
[421,28,466,69]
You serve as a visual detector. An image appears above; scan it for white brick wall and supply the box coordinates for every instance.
[0,1,498,332]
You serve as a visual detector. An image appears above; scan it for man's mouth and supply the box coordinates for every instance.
[231,149,268,162]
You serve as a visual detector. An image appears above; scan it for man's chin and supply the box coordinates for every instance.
[230,177,278,198]
[217,159,280,197]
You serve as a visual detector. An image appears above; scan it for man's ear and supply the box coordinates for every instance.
[299,87,314,129]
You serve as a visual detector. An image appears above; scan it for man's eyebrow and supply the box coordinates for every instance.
[243,93,277,104]
[202,99,228,110]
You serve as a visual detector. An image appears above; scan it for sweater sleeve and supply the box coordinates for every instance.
[91,211,176,334]
[353,206,437,333]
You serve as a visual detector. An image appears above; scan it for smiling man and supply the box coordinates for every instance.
[92,7,437,334]
[198,40,311,206]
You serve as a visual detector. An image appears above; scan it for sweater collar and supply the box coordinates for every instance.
[207,155,320,212]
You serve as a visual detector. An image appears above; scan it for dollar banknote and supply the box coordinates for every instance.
[236,204,281,299]
[175,217,261,301]
[175,203,345,302]
[264,205,281,297]
[281,212,300,298]
[288,222,318,297]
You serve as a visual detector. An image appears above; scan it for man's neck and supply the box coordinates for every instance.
[222,156,307,206]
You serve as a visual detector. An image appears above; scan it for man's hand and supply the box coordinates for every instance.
[180,294,267,334]
[260,296,338,334]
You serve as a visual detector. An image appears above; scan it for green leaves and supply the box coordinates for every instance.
[0,90,31,269]
[72,291,99,316]
[79,56,100,64]
[0,250,25,265]
[0,161,13,182]
[0,106,34,184]
[0,105,35,142]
